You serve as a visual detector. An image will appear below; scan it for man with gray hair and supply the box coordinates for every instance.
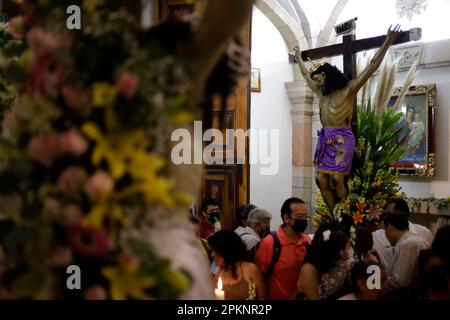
[235,207,272,259]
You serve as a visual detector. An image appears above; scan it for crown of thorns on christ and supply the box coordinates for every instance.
[308,59,327,75]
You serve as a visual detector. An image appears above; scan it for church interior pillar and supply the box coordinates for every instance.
[285,80,315,211]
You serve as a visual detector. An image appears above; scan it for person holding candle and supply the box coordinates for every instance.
[208,230,266,300]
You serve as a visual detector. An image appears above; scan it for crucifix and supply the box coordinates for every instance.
[300,17,421,81]
[291,20,421,214]
[297,18,421,132]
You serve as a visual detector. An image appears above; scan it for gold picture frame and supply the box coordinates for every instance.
[388,83,437,177]
[251,68,261,92]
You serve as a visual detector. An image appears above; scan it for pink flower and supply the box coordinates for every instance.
[1,110,18,133]
[367,204,381,219]
[8,16,25,40]
[57,166,88,198]
[50,245,73,267]
[67,225,110,259]
[26,27,56,56]
[62,87,89,112]
[31,52,65,96]
[117,73,138,99]
[55,32,73,50]
[84,171,114,201]
[84,285,108,300]
[28,131,62,167]
[61,204,84,227]
[60,129,89,157]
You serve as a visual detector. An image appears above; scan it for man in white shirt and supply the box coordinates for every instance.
[235,208,271,255]
[384,211,428,289]
[373,198,432,270]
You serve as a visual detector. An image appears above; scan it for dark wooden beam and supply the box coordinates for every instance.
[343,34,356,80]
[301,30,415,61]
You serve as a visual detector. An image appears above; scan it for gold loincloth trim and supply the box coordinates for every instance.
[316,169,350,176]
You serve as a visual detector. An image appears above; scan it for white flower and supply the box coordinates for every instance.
[323,230,331,242]
[396,0,428,20]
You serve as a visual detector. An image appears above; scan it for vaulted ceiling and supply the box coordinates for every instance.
[273,0,450,44]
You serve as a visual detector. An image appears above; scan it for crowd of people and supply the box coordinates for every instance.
[191,197,450,300]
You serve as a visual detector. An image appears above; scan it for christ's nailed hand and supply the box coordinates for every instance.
[387,24,402,43]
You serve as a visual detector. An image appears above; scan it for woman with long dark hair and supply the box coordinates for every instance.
[296,224,355,300]
[208,229,266,300]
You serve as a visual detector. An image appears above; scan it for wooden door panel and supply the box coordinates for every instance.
[159,0,194,20]
[203,166,237,230]
[158,0,250,230]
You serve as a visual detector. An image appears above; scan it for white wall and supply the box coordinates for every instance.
[250,7,294,228]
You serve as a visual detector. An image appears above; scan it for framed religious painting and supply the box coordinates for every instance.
[388,83,437,177]
[250,68,261,92]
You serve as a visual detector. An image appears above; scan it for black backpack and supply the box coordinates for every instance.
[263,231,282,280]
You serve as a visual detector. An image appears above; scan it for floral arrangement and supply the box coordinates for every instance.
[0,22,19,117]
[0,1,199,299]
[406,196,450,213]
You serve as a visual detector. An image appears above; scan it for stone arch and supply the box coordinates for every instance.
[254,0,308,81]
[317,0,349,47]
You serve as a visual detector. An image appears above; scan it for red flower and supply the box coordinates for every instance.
[117,73,138,99]
[84,285,108,300]
[356,202,366,212]
[31,52,66,96]
[67,225,110,259]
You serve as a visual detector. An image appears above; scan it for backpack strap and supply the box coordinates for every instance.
[264,231,282,280]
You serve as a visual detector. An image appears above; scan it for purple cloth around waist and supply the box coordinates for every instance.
[314,127,356,175]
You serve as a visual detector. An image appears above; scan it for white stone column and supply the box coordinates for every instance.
[285,80,315,209]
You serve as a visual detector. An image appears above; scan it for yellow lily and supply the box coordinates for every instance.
[102,266,155,300]
[82,123,149,179]
[170,111,195,124]
[83,0,104,14]
[92,82,117,107]
[83,199,128,229]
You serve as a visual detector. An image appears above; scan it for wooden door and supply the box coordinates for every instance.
[158,0,250,230]
[159,0,205,20]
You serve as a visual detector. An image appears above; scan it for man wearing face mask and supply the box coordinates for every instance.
[255,197,311,300]
[235,207,272,261]
[197,198,223,240]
